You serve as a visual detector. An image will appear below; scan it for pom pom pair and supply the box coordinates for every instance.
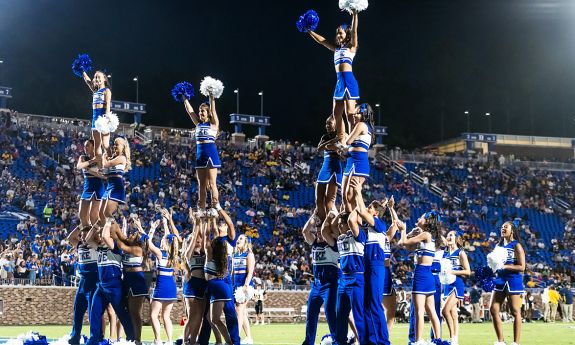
[339,0,369,14]
[199,76,225,99]
[296,10,320,33]
[171,82,195,103]
[72,54,94,78]
[487,246,507,272]
[234,285,255,304]
[5,332,48,345]
[439,258,456,285]
[94,113,119,135]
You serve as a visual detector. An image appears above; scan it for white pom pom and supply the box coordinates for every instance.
[49,335,71,345]
[94,113,119,134]
[106,113,119,133]
[320,335,333,345]
[199,76,225,99]
[234,287,247,304]
[94,116,110,134]
[339,0,369,13]
[487,246,508,272]
[439,258,456,285]
[244,285,255,300]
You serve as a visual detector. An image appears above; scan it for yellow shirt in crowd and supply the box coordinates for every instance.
[549,289,561,304]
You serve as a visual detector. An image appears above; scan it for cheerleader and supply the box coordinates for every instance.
[203,212,234,344]
[341,103,374,213]
[147,209,182,345]
[408,243,445,344]
[114,216,156,343]
[66,226,98,345]
[398,212,442,345]
[308,10,360,141]
[96,137,131,239]
[216,207,241,345]
[316,116,342,222]
[84,218,135,345]
[232,235,255,345]
[490,221,525,345]
[382,196,401,332]
[182,214,208,344]
[183,95,221,213]
[77,139,105,230]
[302,213,338,345]
[323,210,366,345]
[442,230,470,345]
[82,70,112,160]
[349,182,390,345]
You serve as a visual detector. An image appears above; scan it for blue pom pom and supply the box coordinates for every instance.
[475,265,494,282]
[72,53,93,77]
[296,9,319,33]
[171,82,195,102]
[481,278,495,292]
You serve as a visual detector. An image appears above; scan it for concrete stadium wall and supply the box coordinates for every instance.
[0,286,310,325]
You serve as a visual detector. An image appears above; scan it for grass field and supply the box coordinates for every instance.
[0,323,575,345]
[2,322,575,345]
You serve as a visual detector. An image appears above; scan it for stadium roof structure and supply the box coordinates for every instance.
[425,132,575,161]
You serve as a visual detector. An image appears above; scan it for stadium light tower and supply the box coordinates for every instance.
[107,73,112,89]
[375,103,381,125]
[258,91,264,116]
[234,89,239,114]
[0,60,4,85]
[464,110,470,132]
[133,76,139,103]
[485,112,492,133]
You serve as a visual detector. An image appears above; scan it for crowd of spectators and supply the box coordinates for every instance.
[0,112,573,292]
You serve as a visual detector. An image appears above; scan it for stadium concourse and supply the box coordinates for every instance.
[0,110,573,332]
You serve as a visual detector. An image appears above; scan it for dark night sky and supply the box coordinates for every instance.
[2,0,575,148]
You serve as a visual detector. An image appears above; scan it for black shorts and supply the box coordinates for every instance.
[255,300,263,314]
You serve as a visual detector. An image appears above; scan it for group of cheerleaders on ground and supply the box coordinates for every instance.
[301,7,527,345]
[66,68,257,345]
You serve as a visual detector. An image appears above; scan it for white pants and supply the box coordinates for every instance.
[561,303,573,322]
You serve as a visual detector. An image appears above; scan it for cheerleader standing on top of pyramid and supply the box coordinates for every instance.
[307,10,360,142]
[490,221,525,345]
[82,70,112,161]
[183,95,221,214]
